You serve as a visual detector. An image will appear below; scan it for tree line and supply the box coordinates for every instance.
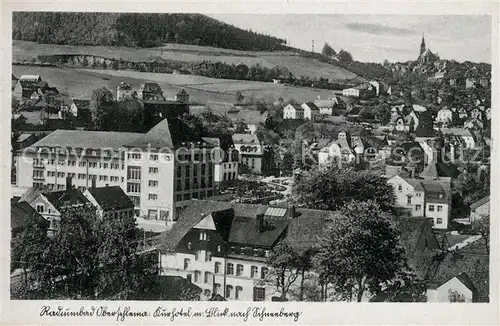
[13,12,288,51]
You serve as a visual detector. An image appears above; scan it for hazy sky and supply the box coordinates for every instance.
[209,15,491,63]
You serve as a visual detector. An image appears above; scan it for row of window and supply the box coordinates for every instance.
[223,172,237,181]
[127,153,165,161]
[413,204,443,212]
[38,159,125,170]
[175,177,213,191]
[176,164,213,178]
[175,190,214,202]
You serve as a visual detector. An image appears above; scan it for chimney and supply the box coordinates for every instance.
[256,214,264,232]
[66,176,72,190]
[91,176,97,189]
[289,205,296,219]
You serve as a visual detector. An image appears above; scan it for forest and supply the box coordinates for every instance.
[12,12,288,51]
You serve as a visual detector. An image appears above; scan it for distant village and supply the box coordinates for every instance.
[11,35,490,303]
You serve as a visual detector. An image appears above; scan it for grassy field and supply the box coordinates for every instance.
[12,65,337,105]
[13,40,361,82]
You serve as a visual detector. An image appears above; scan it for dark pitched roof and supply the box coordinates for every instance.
[44,189,89,209]
[30,130,142,150]
[126,118,201,148]
[86,186,134,211]
[156,200,336,253]
[304,102,320,111]
[393,217,441,278]
[72,99,90,110]
[11,201,49,231]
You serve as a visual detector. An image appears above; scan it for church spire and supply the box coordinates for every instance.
[420,33,426,56]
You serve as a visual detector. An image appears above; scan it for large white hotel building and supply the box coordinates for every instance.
[15,118,220,221]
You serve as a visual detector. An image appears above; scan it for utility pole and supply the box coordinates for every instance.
[312,40,315,53]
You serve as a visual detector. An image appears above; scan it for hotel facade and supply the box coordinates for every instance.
[15,119,217,221]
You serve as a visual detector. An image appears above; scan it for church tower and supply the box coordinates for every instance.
[420,33,426,56]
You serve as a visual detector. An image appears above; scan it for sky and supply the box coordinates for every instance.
[209,15,491,64]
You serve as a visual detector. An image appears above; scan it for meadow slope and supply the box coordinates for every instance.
[13,40,361,82]
[12,65,338,105]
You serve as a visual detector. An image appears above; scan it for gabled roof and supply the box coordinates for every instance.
[11,201,49,231]
[44,189,89,209]
[86,186,134,211]
[284,103,304,111]
[470,196,489,210]
[72,99,90,110]
[232,133,260,145]
[125,118,200,148]
[302,102,320,111]
[156,200,336,253]
[139,82,163,93]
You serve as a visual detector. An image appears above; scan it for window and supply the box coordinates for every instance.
[127,182,141,193]
[150,154,158,161]
[149,167,158,174]
[149,180,158,187]
[204,271,212,284]
[176,166,182,178]
[148,194,158,200]
[214,283,221,295]
[225,285,233,298]
[187,242,192,249]
[217,245,221,253]
[205,251,212,262]
[103,163,108,169]
[147,209,158,219]
[226,263,234,275]
[235,286,243,300]
[36,204,44,213]
[398,185,403,192]
[407,196,411,205]
[251,266,258,278]
[429,205,435,212]
[184,258,190,270]
[194,251,201,261]
[127,166,141,180]
[253,287,265,301]
[236,264,244,276]
[437,205,443,212]
[261,267,268,279]
[437,218,443,225]
[416,204,422,211]
[198,231,208,241]
[186,274,192,283]
[416,192,422,197]
[176,194,182,201]
[194,271,201,283]
[215,262,221,274]
[176,179,182,191]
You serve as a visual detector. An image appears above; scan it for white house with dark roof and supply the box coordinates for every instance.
[318,131,355,167]
[83,185,135,219]
[154,200,334,301]
[232,133,264,174]
[301,102,321,122]
[387,162,452,229]
[427,272,478,302]
[283,104,304,120]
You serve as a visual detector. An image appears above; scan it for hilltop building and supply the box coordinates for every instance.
[417,34,440,64]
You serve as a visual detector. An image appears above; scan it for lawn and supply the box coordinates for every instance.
[13,40,363,82]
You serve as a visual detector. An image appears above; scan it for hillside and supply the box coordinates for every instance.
[12,12,288,51]
[12,65,340,105]
[13,40,362,83]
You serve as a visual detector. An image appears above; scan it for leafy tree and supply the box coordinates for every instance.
[91,87,114,122]
[337,49,353,63]
[293,165,394,211]
[12,206,157,299]
[314,200,405,302]
[321,43,336,57]
[472,215,489,252]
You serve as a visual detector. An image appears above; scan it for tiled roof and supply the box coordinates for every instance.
[30,130,142,150]
[86,186,134,211]
[44,189,90,209]
[303,102,320,111]
[156,200,336,253]
[126,118,201,149]
[470,196,489,210]
[11,201,48,231]
[232,133,260,145]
